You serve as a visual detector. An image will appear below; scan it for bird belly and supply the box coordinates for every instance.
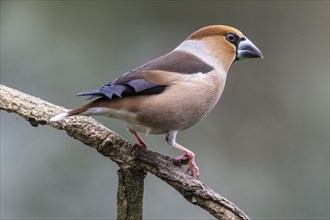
[82,107,164,134]
[135,75,226,132]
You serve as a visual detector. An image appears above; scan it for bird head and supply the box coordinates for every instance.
[187,25,263,71]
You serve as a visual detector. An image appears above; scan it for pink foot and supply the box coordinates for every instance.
[175,153,199,177]
[175,154,189,165]
[128,128,147,149]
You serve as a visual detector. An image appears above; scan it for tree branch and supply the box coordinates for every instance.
[117,168,145,220]
[0,84,250,220]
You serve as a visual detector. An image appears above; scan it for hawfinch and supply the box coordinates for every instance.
[51,25,263,177]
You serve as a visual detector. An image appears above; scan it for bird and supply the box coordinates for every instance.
[51,25,263,177]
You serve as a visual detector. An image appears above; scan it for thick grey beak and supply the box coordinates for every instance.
[237,37,263,60]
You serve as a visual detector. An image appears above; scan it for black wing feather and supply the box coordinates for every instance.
[76,79,166,100]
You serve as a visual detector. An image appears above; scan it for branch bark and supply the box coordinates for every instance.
[117,168,145,220]
[0,84,250,220]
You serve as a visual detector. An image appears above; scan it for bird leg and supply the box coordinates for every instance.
[127,128,147,149]
[165,131,200,177]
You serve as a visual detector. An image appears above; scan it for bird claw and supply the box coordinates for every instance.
[128,128,148,149]
[175,154,189,165]
[132,142,147,149]
[187,160,199,178]
[175,153,199,178]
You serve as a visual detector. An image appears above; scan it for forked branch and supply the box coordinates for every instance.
[0,84,249,220]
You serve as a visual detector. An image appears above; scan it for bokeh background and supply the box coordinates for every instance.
[1,1,329,219]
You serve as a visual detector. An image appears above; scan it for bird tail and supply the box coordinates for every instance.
[50,97,111,122]
[50,105,90,122]
[50,112,70,121]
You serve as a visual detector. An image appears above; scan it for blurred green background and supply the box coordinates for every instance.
[1,1,329,219]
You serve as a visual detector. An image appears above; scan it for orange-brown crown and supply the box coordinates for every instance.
[187,25,244,40]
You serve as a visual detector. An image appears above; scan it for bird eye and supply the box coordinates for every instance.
[226,33,238,44]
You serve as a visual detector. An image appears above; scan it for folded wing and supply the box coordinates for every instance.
[76,50,213,100]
